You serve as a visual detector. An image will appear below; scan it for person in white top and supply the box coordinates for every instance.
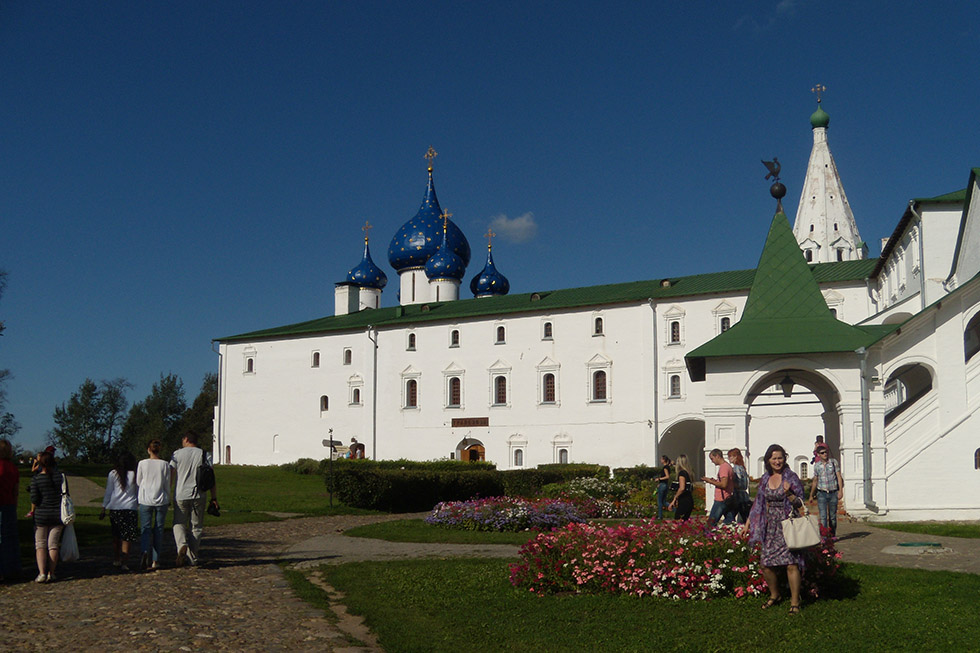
[100,452,139,571]
[136,439,171,571]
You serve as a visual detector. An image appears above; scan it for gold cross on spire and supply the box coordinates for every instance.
[441,210,452,232]
[362,220,373,242]
[484,228,495,250]
[424,146,438,171]
[811,83,827,103]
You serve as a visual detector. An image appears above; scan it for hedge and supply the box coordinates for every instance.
[327,467,504,512]
[612,465,664,485]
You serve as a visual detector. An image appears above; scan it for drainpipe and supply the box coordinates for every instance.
[367,326,379,460]
[909,201,927,310]
[211,340,223,464]
[856,346,879,512]
[648,299,659,463]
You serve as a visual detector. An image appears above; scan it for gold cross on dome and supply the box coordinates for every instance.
[484,228,495,249]
[362,220,373,242]
[441,210,452,230]
[424,146,438,169]
[811,83,827,103]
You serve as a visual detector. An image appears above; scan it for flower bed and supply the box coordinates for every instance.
[510,519,841,599]
[426,496,588,532]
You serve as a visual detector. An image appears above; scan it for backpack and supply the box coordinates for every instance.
[196,450,216,494]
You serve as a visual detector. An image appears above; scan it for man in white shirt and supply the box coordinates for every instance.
[170,432,218,567]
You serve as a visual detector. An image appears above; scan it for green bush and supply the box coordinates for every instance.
[535,463,609,481]
[328,467,504,512]
[280,458,323,475]
[500,469,569,497]
[612,465,663,485]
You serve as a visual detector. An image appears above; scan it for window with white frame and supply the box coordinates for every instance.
[586,354,611,403]
[401,367,421,409]
[552,433,572,464]
[343,348,352,365]
[536,357,560,406]
[664,358,685,400]
[593,314,604,336]
[448,377,462,407]
[312,351,320,367]
[514,448,524,467]
[319,395,329,412]
[712,300,736,336]
[664,306,685,345]
[488,361,511,407]
[495,325,506,344]
[542,321,553,340]
[348,375,363,406]
[669,374,681,398]
[243,347,256,374]
[508,434,528,469]
[558,448,569,464]
[406,333,416,351]
[450,329,460,347]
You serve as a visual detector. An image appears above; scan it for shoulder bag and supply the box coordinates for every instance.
[781,505,820,550]
[60,475,75,525]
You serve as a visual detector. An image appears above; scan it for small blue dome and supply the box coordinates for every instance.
[347,239,387,289]
[388,169,471,272]
[425,225,466,281]
[470,245,510,297]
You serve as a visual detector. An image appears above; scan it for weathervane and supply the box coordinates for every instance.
[763,159,787,213]
[424,146,438,171]
[811,83,827,103]
[362,220,373,243]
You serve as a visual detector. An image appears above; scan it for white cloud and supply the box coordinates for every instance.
[488,212,538,244]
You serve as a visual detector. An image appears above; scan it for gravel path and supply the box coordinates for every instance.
[3,477,978,651]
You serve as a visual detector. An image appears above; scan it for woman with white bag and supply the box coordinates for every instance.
[29,450,64,583]
[745,444,806,615]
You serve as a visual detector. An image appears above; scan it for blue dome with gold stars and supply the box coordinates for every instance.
[387,167,471,272]
[470,244,509,297]
[425,222,466,281]
[347,238,387,289]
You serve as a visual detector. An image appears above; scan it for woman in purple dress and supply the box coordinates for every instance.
[746,443,805,614]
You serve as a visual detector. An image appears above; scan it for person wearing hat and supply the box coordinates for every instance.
[808,444,843,537]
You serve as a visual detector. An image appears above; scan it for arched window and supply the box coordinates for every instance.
[543,373,556,403]
[450,330,460,347]
[225,445,231,464]
[800,462,809,479]
[965,313,980,362]
[495,326,506,344]
[830,308,837,319]
[543,322,553,339]
[805,249,813,262]
[320,395,329,411]
[448,377,461,407]
[312,352,320,367]
[670,321,681,343]
[592,370,607,401]
[975,448,980,470]
[594,317,603,335]
[407,334,416,351]
[343,349,352,365]
[558,448,569,464]
[514,449,524,467]
[405,380,418,407]
[246,358,254,373]
[352,388,361,404]
[494,375,507,405]
[720,317,730,332]
[669,374,681,398]
[837,248,844,261]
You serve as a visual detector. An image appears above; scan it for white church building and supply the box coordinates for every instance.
[214,103,980,521]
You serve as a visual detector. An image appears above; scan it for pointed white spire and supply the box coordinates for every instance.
[793,90,866,263]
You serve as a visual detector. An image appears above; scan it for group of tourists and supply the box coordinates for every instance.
[0,433,218,584]
[658,441,844,614]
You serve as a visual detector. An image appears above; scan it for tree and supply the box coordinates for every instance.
[50,378,132,462]
[118,373,187,458]
[181,372,218,453]
[0,272,19,438]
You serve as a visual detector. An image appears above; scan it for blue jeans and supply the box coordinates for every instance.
[139,504,168,562]
[708,499,735,525]
[656,482,668,519]
[816,490,838,536]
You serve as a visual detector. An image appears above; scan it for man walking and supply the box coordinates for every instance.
[702,448,735,525]
[808,444,843,537]
[170,432,218,567]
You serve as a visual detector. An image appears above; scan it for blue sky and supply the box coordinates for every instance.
[2,1,978,450]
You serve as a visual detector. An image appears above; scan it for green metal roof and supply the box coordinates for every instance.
[216,255,879,343]
[686,210,891,380]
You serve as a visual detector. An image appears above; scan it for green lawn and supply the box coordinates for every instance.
[871,521,980,539]
[321,558,980,652]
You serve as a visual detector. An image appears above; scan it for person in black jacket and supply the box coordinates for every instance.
[29,451,64,583]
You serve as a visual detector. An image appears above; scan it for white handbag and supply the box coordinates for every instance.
[60,475,75,525]
[781,506,821,550]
